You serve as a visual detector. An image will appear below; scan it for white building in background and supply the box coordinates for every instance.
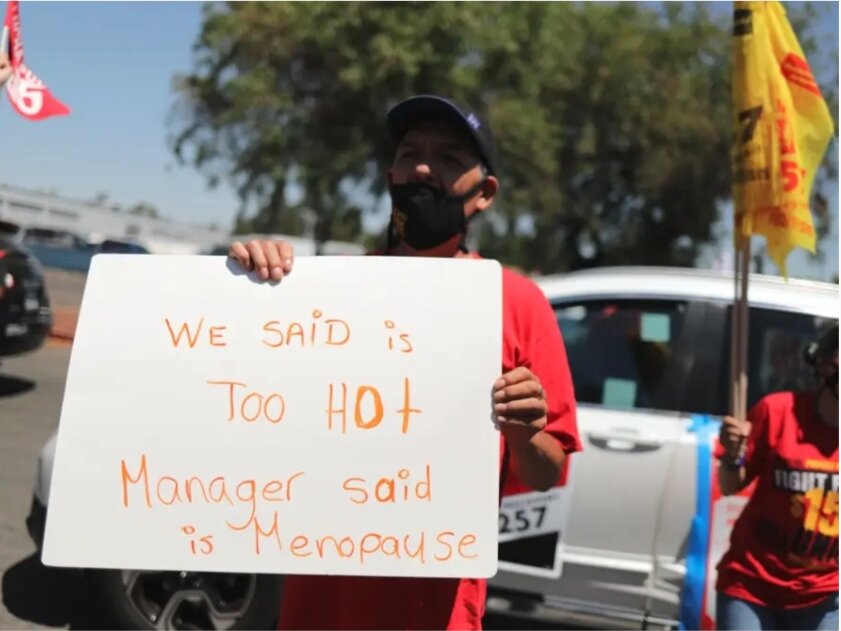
[0,183,366,255]
[0,182,229,254]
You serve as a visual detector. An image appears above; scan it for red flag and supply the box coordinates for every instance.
[3,0,69,120]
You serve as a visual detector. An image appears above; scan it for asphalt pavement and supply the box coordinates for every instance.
[0,343,108,629]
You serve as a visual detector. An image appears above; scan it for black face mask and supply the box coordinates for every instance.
[388,181,484,250]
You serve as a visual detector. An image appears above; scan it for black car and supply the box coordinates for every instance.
[0,235,52,357]
[98,239,150,255]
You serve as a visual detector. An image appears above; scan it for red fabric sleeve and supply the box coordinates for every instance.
[742,397,772,482]
[526,287,582,455]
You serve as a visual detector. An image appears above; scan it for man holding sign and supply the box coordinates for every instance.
[229,95,582,629]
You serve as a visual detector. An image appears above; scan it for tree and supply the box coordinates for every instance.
[472,3,735,271]
[171,1,837,272]
[171,2,487,251]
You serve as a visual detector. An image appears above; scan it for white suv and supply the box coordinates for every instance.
[487,266,838,629]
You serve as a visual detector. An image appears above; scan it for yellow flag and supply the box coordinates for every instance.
[732,1,834,276]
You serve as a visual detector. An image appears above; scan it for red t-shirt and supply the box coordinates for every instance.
[278,262,581,630]
[716,391,839,609]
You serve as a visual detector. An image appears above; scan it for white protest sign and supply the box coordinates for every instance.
[42,255,502,578]
[703,495,750,623]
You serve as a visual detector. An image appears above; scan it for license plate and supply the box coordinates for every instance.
[5,323,28,336]
[499,488,564,542]
[24,296,40,312]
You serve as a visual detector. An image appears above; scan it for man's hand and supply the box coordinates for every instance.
[494,367,564,492]
[720,415,750,460]
[228,240,295,282]
[0,53,11,87]
[494,367,548,442]
[718,415,752,495]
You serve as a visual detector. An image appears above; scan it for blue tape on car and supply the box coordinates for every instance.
[679,414,720,631]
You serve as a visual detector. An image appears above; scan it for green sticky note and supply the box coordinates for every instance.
[641,313,671,343]
[602,378,637,408]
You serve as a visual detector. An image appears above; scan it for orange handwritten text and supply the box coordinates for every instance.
[355,386,384,429]
[231,524,479,566]
[164,318,228,348]
[227,511,284,555]
[342,465,432,504]
[326,378,421,434]
[207,380,286,423]
[262,310,351,348]
[181,524,215,555]
[384,320,414,353]
[119,454,305,530]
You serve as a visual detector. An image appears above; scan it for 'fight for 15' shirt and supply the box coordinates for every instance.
[716,391,838,609]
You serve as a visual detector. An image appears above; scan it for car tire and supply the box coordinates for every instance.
[87,569,283,630]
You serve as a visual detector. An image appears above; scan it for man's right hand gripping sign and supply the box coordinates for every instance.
[228,95,582,631]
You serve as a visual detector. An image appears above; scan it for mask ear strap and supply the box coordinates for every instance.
[385,213,396,253]
[457,176,490,252]
[454,177,489,253]
[457,235,469,253]
[457,177,487,203]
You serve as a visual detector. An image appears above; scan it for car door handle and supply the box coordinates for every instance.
[587,430,664,453]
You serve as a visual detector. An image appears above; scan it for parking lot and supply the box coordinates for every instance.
[0,264,93,629]
[0,340,104,629]
[0,270,150,629]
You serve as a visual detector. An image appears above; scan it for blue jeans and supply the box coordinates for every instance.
[716,592,839,630]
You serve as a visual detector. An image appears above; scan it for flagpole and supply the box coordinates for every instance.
[730,235,751,422]
[730,236,743,418]
[736,237,751,422]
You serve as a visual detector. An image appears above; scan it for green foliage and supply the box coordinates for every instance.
[171,1,837,271]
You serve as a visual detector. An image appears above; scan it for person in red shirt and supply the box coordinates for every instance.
[227,95,582,630]
[716,324,838,630]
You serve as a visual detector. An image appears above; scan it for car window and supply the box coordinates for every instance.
[701,306,837,416]
[553,299,691,413]
[741,308,835,409]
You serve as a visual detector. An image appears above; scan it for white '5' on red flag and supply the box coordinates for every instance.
[3,0,69,120]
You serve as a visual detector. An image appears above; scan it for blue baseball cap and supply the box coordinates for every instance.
[387,95,499,176]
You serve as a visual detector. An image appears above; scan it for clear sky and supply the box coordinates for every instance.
[0,1,838,280]
[1,2,241,227]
